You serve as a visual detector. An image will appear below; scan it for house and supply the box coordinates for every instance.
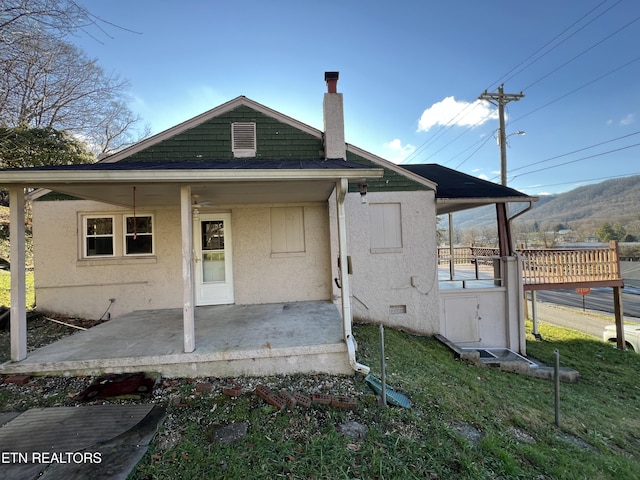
[1,72,536,377]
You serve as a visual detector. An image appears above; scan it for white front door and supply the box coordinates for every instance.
[194,213,234,305]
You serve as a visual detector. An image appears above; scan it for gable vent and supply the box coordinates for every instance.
[232,122,256,157]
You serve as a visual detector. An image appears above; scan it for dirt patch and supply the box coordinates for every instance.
[451,421,483,444]
[0,313,107,362]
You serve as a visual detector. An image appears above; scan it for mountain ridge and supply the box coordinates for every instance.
[445,175,640,237]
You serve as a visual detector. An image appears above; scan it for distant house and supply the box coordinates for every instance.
[1,72,536,376]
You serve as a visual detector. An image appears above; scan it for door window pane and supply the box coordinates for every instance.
[203,252,225,282]
[201,221,225,283]
[202,221,224,250]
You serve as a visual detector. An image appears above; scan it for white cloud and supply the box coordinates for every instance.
[620,113,635,126]
[477,173,489,180]
[382,139,416,163]
[417,96,499,132]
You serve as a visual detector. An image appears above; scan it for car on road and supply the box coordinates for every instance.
[603,324,640,352]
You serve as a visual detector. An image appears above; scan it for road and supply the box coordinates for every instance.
[533,287,640,319]
[526,301,618,339]
[528,287,640,339]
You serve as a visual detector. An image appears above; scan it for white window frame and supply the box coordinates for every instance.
[123,214,155,256]
[83,215,115,258]
[231,122,257,157]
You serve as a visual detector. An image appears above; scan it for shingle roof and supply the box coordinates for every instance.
[401,163,531,199]
[401,163,536,214]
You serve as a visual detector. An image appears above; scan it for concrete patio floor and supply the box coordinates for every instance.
[0,301,353,378]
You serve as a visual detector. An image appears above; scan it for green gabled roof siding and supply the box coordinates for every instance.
[345,151,429,192]
[122,106,324,162]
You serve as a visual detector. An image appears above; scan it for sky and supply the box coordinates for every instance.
[71,0,640,196]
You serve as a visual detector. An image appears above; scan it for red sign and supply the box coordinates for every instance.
[576,287,591,295]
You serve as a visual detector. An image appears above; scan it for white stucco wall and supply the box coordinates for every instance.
[232,204,332,304]
[32,199,332,319]
[33,200,183,319]
[330,190,440,335]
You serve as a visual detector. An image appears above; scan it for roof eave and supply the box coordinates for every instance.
[0,167,384,187]
[436,196,539,215]
[346,144,438,190]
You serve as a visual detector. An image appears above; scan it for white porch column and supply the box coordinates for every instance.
[9,187,27,361]
[336,178,352,335]
[180,185,196,353]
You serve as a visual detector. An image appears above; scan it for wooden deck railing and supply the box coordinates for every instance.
[437,247,499,266]
[438,242,623,290]
[519,241,623,290]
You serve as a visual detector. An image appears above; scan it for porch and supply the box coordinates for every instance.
[0,301,353,378]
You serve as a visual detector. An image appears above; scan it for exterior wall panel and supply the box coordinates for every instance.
[32,199,332,319]
[329,190,440,335]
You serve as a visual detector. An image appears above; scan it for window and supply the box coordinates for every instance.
[125,215,154,255]
[85,216,114,257]
[81,213,154,259]
[369,203,402,251]
[271,207,305,254]
[232,122,256,157]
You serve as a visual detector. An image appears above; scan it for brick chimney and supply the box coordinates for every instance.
[323,71,346,159]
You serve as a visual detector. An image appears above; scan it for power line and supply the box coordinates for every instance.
[498,0,623,88]
[511,142,640,179]
[511,54,640,125]
[509,130,640,174]
[521,13,640,91]
[402,100,483,164]
[516,171,640,191]
[406,0,632,169]
[454,134,495,170]
[406,1,622,166]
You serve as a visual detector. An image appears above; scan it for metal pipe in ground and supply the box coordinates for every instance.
[554,349,560,427]
[380,324,387,407]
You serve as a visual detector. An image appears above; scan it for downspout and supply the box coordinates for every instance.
[507,200,536,240]
[336,178,370,375]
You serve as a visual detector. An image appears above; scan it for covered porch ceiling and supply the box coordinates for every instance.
[30,180,352,207]
[0,159,384,207]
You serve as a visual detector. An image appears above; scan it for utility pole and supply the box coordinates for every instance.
[478,84,524,185]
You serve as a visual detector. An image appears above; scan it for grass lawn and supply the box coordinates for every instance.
[0,270,34,308]
[130,321,640,479]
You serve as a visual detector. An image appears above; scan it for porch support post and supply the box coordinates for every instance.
[610,240,626,350]
[336,178,352,335]
[496,203,512,256]
[613,286,625,350]
[180,185,196,353]
[9,187,27,361]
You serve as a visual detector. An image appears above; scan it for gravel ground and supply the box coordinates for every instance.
[0,315,363,416]
[0,316,367,467]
